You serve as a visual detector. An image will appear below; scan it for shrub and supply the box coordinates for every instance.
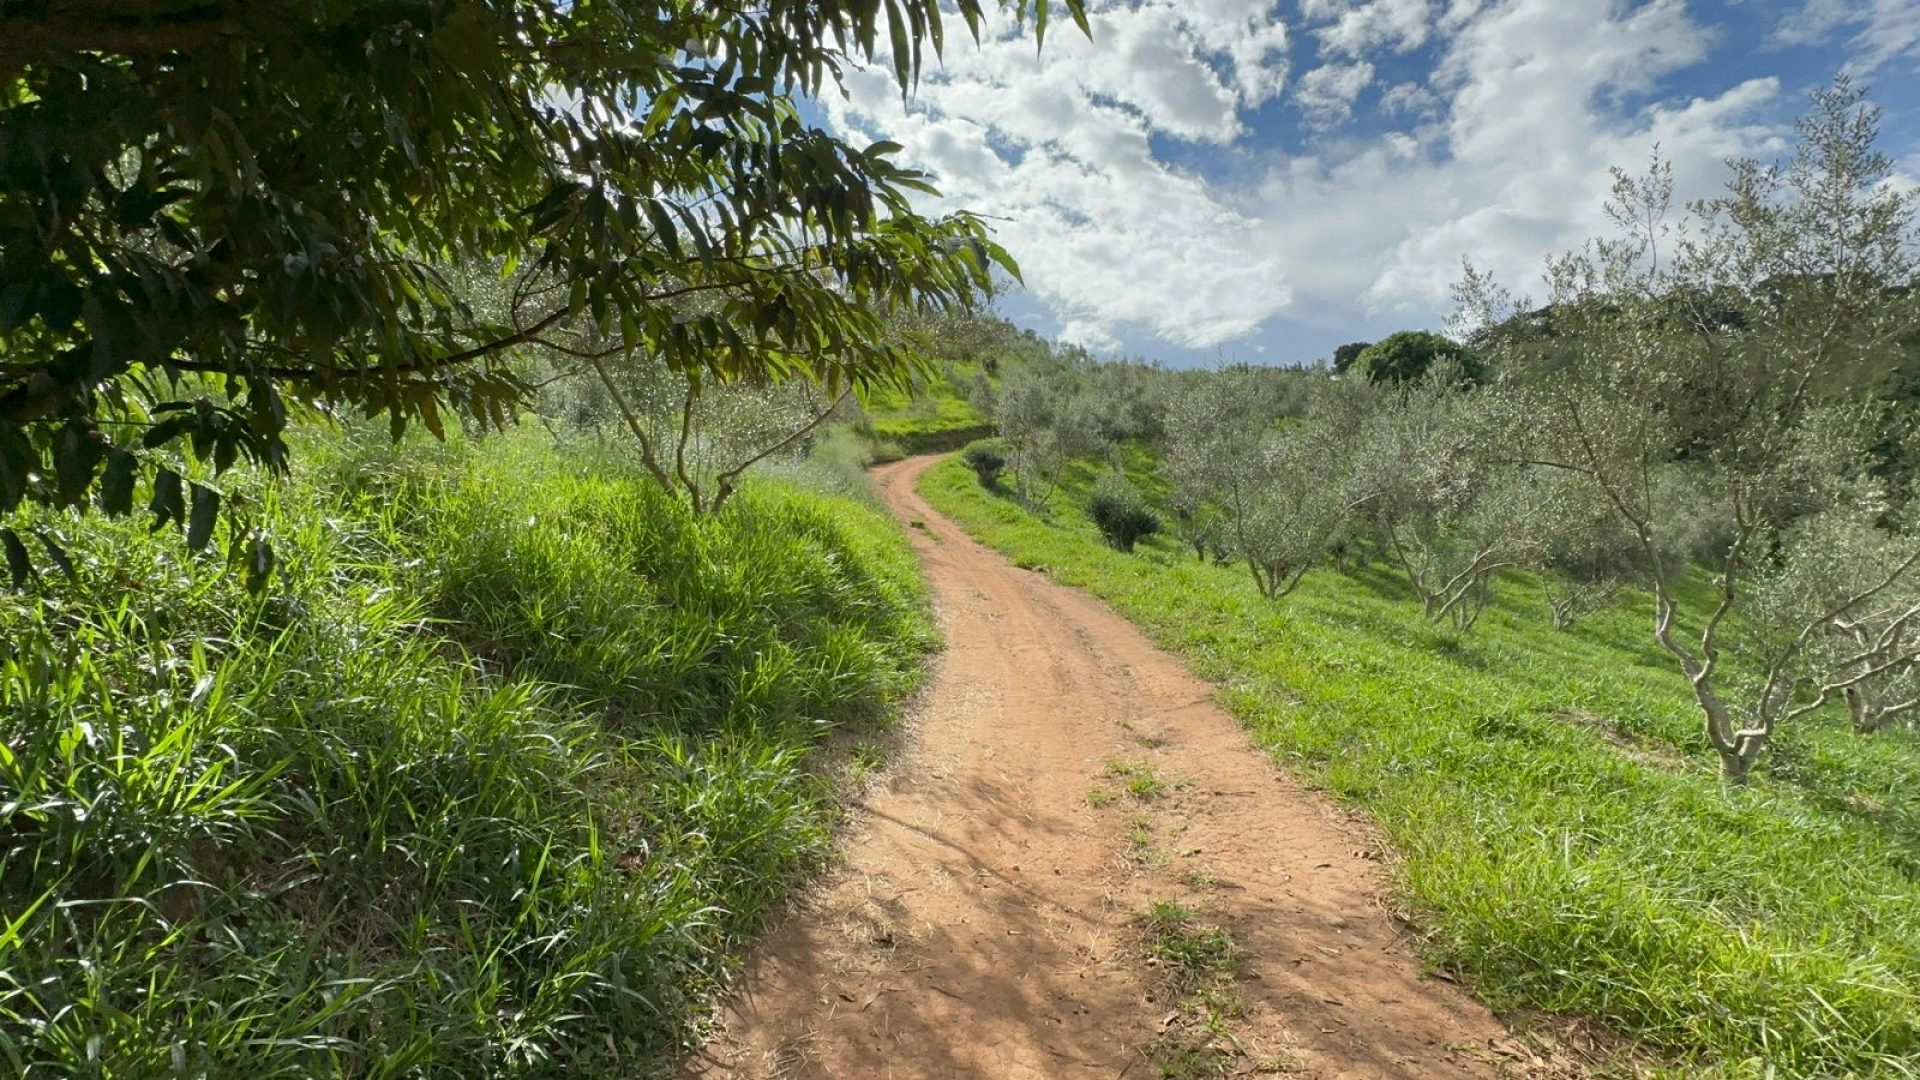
[962,439,1008,488]
[1089,470,1161,553]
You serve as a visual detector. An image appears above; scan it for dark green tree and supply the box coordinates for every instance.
[1351,330,1486,385]
[1330,340,1372,374]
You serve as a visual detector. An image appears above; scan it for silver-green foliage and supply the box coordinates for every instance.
[1087,469,1160,553]
[1163,370,1340,598]
[981,364,1108,508]
[1753,510,1920,734]
[1458,78,1920,780]
[1340,370,1562,629]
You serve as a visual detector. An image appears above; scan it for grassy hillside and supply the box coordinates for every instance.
[858,360,992,450]
[0,431,933,1078]
[921,455,1920,1079]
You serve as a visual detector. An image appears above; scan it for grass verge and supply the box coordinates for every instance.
[0,429,933,1077]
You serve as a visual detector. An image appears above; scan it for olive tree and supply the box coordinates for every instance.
[1088,469,1160,553]
[1752,511,1920,734]
[539,342,846,515]
[1340,367,1549,630]
[1079,358,1170,443]
[1164,369,1347,599]
[1164,486,1225,563]
[1530,477,1644,628]
[0,0,1083,577]
[1237,423,1350,599]
[1458,79,1920,781]
[982,360,1106,509]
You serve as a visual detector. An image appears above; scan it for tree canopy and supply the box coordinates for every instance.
[1458,78,1920,780]
[0,0,1084,574]
[1350,330,1486,385]
[1330,340,1371,374]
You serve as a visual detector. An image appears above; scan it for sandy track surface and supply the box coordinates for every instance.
[691,454,1558,1079]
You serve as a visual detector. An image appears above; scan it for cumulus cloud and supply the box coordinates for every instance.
[1379,80,1440,116]
[1296,61,1378,126]
[820,0,1821,355]
[1316,0,1437,57]
[821,2,1294,350]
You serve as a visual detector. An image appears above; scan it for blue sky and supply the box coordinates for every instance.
[813,0,1920,367]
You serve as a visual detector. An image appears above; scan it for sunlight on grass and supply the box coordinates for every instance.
[923,454,1920,1079]
[0,430,933,1075]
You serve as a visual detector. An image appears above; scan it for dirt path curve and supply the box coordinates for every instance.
[693,454,1551,1079]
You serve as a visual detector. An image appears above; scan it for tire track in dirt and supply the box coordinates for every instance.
[691,454,1567,1079]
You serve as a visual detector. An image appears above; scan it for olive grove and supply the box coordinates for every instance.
[957,80,1920,782]
[1456,79,1920,781]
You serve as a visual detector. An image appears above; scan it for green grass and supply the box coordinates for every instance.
[0,429,933,1078]
[859,362,990,448]
[1105,758,1172,801]
[1142,900,1241,996]
[1138,899,1245,1079]
[922,455,1920,1079]
[1126,814,1162,868]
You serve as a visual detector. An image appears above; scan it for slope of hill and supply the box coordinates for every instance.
[920,454,1920,1078]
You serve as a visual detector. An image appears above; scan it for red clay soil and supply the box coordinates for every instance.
[690,454,1576,1079]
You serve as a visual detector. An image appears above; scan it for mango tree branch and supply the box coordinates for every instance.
[586,354,674,493]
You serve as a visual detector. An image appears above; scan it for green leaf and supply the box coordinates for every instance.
[53,421,103,505]
[885,0,912,88]
[244,535,277,595]
[0,282,34,334]
[142,415,194,449]
[187,484,219,553]
[149,468,185,532]
[34,529,75,582]
[926,0,946,56]
[645,200,683,259]
[418,395,445,440]
[99,450,137,517]
[0,428,30,513]
[1,529,29,589]
[213,434,238,474]
[38,279,82,332]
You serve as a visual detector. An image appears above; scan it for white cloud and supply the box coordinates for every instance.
[1317,0,1436,57]
[822,2,1293,350]
[1296,61,1378,126]
[1770,0,1920,72]
[1439,0,1489,31]
[1365,0,1768,309]
[1380,80,1440,116]
[822,0,1802,354]
[1184,0,1294,104]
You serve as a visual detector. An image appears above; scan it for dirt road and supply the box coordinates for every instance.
[693,454,1551,1078]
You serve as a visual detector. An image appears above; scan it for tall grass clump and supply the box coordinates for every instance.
[921,454,1920,1079]
[0,428,930,1078]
